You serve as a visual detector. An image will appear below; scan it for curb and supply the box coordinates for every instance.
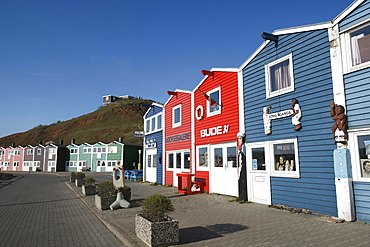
[65,182,145,247]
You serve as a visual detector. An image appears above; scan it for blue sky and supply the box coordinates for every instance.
[0,0,354,138]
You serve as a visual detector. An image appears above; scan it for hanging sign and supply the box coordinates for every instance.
[267,109,293,120]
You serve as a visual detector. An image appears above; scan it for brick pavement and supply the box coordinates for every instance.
[65,172,370,247]
[0,172,122,247]
[2,172,370,247]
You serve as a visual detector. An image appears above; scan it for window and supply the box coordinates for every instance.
[148,155,152,167]
[27,149,34,155]
[71,148,78,154]
[107,161,117,166]
[207,87,221,117]
[167,150,190,170]
[265,54,294,98]
[270,139,299,177]
[350,24,370,67]
[153,154,157,168]
[83,148,92,154]
[146,119,150,132]
[197,146,209,170]
[349,131,370,181]
[34,161,40,167]
[49,148,56,154]
[227,147,237,168]
[108,146,117,153]
[172,105,182,128]
[37,149,42,155]
[48,161,56,167]
[13,161,19,167]
[157,115,162,129]
[168,153,174,169]
[151,118,156,132]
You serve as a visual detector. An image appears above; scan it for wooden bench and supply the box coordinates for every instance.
[81,167,91,172]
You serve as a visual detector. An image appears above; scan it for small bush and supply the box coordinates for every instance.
[117,186,131,201]
[70,172,76,178]
[0,173,13,180]
[141,194,174,222]
[76,172,86,180]
[85,177,95,186]
[96,181,117,197]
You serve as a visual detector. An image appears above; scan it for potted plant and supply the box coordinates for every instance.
[95,181,117,210]
[70,172,76,183]
[117,186,132,202]
[135,194,179,246]
[75,172,86,187]
[82,177,96,196]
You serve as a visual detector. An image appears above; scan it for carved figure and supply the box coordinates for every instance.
[330,101,348,140]
[291,98,302,131]
[263,107,272,135]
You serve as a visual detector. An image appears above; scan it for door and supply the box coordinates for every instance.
[145,148,157,183]
[210,143,239,196]
[247,143,271,205]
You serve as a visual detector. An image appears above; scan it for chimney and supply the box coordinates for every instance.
[60,139,64,145]
[11,143,15,148]
[118,137,123,143]
[71,139,75,144]
[39,141,43,145]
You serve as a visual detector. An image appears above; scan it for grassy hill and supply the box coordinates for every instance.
[0,98,155,147]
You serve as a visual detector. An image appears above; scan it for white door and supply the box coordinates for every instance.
[210,143,239,196]
[145,149,157,183]
[247,143,271,205]
[172,151,191,187]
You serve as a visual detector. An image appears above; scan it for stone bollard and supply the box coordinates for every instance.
[110,192,131,210]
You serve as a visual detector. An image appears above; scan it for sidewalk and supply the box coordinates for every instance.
[66,173,370,247]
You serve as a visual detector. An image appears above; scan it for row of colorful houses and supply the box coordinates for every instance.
[0,140,142,173]
[142,0,370,223]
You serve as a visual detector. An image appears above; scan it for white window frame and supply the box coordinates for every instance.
[349,129,370,182]
[206,87,222,117]
[265,53,295,98]
[37,149,42,155]
[108,146,118,153]
[48,161,56,167]
[71,148,78,154]
[172,104,182,128]
[13,161,19,167]
[269,138,300,178]
[166,149,190,171]
[341,20,370,74]
[27,149,34,155]
[145,113,163,134]
[196,145,210,171]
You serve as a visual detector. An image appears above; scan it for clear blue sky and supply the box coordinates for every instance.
[0,0,354,138]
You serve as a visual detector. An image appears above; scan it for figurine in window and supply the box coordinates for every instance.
[330,101,348,140]
[363,161,370,176]
[276,156,285,170]
[291,98,302,131]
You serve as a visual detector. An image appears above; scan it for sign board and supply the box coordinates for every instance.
[267,109,293,120]
[134,131,144,137]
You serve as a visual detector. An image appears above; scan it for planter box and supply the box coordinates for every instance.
[75,179,85,187]
[95,195,116,210]
[135,214,179,247]
[82,185,96,196]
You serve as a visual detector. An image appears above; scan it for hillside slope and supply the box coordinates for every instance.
[0,98,154,147]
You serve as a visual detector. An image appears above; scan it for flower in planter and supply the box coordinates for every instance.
[140,194,174,222]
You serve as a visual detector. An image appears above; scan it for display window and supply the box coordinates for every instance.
[197,145,209,171]
[166,150,190,171]
[349,130,370,181]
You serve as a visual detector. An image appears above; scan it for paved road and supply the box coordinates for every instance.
[0,173,122,247]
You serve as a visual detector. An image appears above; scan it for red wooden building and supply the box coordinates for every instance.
[163,89,193,188]
[193,69,241,196]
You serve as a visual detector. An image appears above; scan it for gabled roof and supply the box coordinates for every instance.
[164,89,192,106]
[143,102,164,119]
[332,0,365,26]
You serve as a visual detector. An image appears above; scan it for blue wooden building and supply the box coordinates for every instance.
[143,103,164,184]
[331,0,370,223]
[240,19,337,216]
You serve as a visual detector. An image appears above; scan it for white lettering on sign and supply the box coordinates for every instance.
[200,125,230,137]
[267,109,293,120]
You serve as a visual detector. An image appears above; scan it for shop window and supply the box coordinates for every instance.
[265,54,294,98]
[270,139,299,177]
[227,147,237,168]
[172,104,182,128]
[197,146,209,170]
[207,87,221,117]
[251,147,266,170]
[350,131,370,181]
[167,150,190,170]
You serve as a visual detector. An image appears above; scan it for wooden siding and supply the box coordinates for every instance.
[194,71,239,146]
[339,0,370,31]
[353,182,370,223]
[164,92,192,186]
[243,29,338,216]
[344,66,370,129]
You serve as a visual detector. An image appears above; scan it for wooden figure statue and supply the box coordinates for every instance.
[330,101,348,140]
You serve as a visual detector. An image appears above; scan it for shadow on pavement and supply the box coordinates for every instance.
[179,223,248,244]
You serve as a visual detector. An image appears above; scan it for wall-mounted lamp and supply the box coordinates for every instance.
[261,32,278,42]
